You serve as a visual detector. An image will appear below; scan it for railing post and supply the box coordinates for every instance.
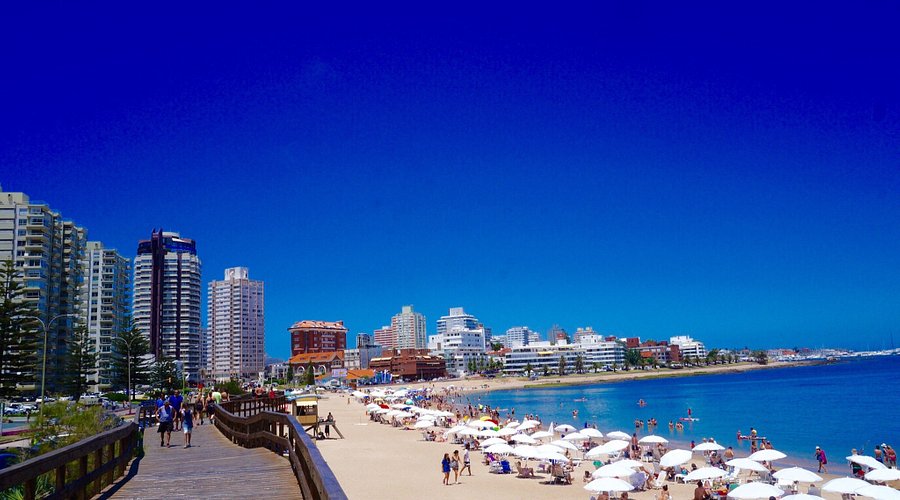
[92,447,102,493]
[24,477,36,500]
[55,463,66,493]
[79,455,88,500]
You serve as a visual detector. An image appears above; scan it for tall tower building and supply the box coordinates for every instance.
[207,267,265,381]
[288,320,347,356]
[79,242,130,392]
[373,325,396,348]
[392,305,426,349]
[0,188,86,392]
[133,230,202,382]
[436,307,479,336]
[504,326,540,348]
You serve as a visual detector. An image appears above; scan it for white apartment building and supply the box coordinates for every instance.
[428,327,487,376]
[392,305,426,349]
[133,230,202,382]
[501,341,583,375]
[670,335,707,359]
[436,307,479,335]
[504,326,540,348]
[0,188,86,392]
[207,267,264,381]
[576,334,626,368]
[79,241,130,392]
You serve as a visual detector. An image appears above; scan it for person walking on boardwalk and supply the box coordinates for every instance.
[441,453,451,485]
[815,446,828,473]
[181,403,194,448]
[156,400,175,447]
[170,390,184,431]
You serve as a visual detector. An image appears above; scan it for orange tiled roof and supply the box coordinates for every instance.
[288,320,347,330]
[288,351,345,365]
[347,369,375,380]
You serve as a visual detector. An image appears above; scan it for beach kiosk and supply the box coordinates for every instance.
[292,394,319,427]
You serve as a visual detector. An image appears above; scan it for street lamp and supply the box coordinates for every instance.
[18,313,77,420]
[118,334,144,414]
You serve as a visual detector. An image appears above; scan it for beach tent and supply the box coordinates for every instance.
[727,482,784,499]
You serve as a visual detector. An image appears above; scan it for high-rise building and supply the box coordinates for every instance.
[392,305,426,349]
[373,325,396,348]
[79,241,130,392]
[208,267,265,381]
[0,188,86,392]
[504,326,540,348]
[289,320,347,356]
[548,324,569,344]
[436,307,479,336]
[133,230,202,382]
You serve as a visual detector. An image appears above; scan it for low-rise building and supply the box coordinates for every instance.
[288,351,345,380]
[428,327,487,376]
[501,341,583,375]
[368,349,446,380]
[576,335,626,368]
[670,335,707,360]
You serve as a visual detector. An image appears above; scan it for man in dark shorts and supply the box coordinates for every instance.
[170,390,184,430]
[156,400,175,447]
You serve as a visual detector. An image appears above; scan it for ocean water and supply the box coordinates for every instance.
[470,356,900,468]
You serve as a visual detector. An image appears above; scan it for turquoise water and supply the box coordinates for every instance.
[471,356,900,468]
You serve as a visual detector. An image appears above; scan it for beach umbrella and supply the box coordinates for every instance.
[445,424,467,435]
[417,413,436,420]
[551,439,578,451]
[535,444,565,454]
[727,482,784,499]
[497,427,518,437]
[866,468,900,482]
[413,420,435,429]
[530,430,553,439]
[638,435,668,444]
[478,429,500,438]
[781,495,825,500]
[511,434,537,444]
[726,458,768,472]
[855,484,900,500]
[773,467,823,483]
[515,421,538,431]
[505,421,520,428]
[556,424,577,433]
[394,411,415,419]
[582,428,604,439]
[747,449,787,461]
[469,420,495,429]
[592,463,639,478]
[822,477,872,494]
[481,437,507,447]
[847,455,888,470]
[435,410,455,418]
[485,443,515,455]
[606,430,631,440]
[611,459,645,469]
[584,477,634,493]
[562,431,589,441]
[540,450,571,462]
[520,418,541,427]
[457,427,478,437]
[684,467,728,482]
[585,439,630,458]
[513,445,543,459]
[659,449,693,468]
[352,391,368,398]
[693,442,725,452]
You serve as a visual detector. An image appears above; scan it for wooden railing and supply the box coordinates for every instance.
[215,396,347,500]
[0,412,143,500]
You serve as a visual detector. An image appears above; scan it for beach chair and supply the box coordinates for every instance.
[501,460,512,474]
[516,463,534,478]
[489,461,502,474]
[650,473,665,490]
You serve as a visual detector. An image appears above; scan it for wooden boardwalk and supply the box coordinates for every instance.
[99,421,301,499]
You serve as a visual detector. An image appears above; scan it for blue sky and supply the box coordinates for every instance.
[3,4,899,356]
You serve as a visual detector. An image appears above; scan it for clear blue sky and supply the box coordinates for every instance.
[3,4,899,356]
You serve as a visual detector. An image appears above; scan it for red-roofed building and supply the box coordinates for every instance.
[368,349,446,380]
[289,320,348,356]
[288,351,345,379]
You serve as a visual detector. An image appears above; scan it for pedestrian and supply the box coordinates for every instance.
[170,390,183,430]
[460,444,472,476]
[441,453,451,485]
[324,412,333,438]
[815,446,828,473]
[156,400,174,447]
[181,404,194,448]
[206,394,216,423]
[451,450,461,483]
[194,393,205,425]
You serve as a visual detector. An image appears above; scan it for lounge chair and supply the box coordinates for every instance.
[501,460,512,474]
[516,463,535,478]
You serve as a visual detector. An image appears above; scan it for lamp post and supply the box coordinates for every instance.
[18,313,76,421]
[119,334,143,414]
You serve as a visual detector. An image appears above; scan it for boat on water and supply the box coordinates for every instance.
[573,397,587,402]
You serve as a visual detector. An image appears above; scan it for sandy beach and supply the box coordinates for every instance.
[315,362,860,499]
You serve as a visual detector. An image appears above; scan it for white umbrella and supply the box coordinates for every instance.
[413,420,435,429]
[781,495,825,500]
[513,445,542,460]
[540,450,571,462]
[727,482,784,499]
[551,439,579,451]
[478,429,500,438]
[693,442,725,452]
[747,449,787,461]
[535,444,565,454]
[592,463,639,478]
[773,467,823,483]
[468,420,495,429]
[855,484,900,500]
[394,411,415,419]
[352,391,368,398]
[584,477,634,493]
[511,434,537,444]
[847,455,888,470]
[556,424,577,433]
[516,421,538,431]
[445,424,467,435]
[562,431,589,441]
[822,477,872,494]
[684,467,727,482]
[660,449,693,468]
[519,418,541,427]
[867,468,900,482]
[611,459,645,469]
[726,458,768,472]
[638,434,668,444]
[485,443,515,455]
[586,440,630,458]
[582,428,604,439]
[435,410,455,417]
[457,427,478,437]
[481,437,507,447]
[606,430,631,440]
[530,430,553,439]
[497,427,518,437]
[505,420,520,428]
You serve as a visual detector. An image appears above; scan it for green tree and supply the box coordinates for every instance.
[65,325,97,400]
[574,354,585,374]
[304,361,315,386]
[151,356,178,393]
[490,342,504,351]
[558,356,567,376]
[625,349,642,369]
[286,365,295,384]
[0,260,40,399]
[751,350,768,365]
[542,364,550,376]
[524,362,533,376]
[706,349,720,365]
[111,318,150,400]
